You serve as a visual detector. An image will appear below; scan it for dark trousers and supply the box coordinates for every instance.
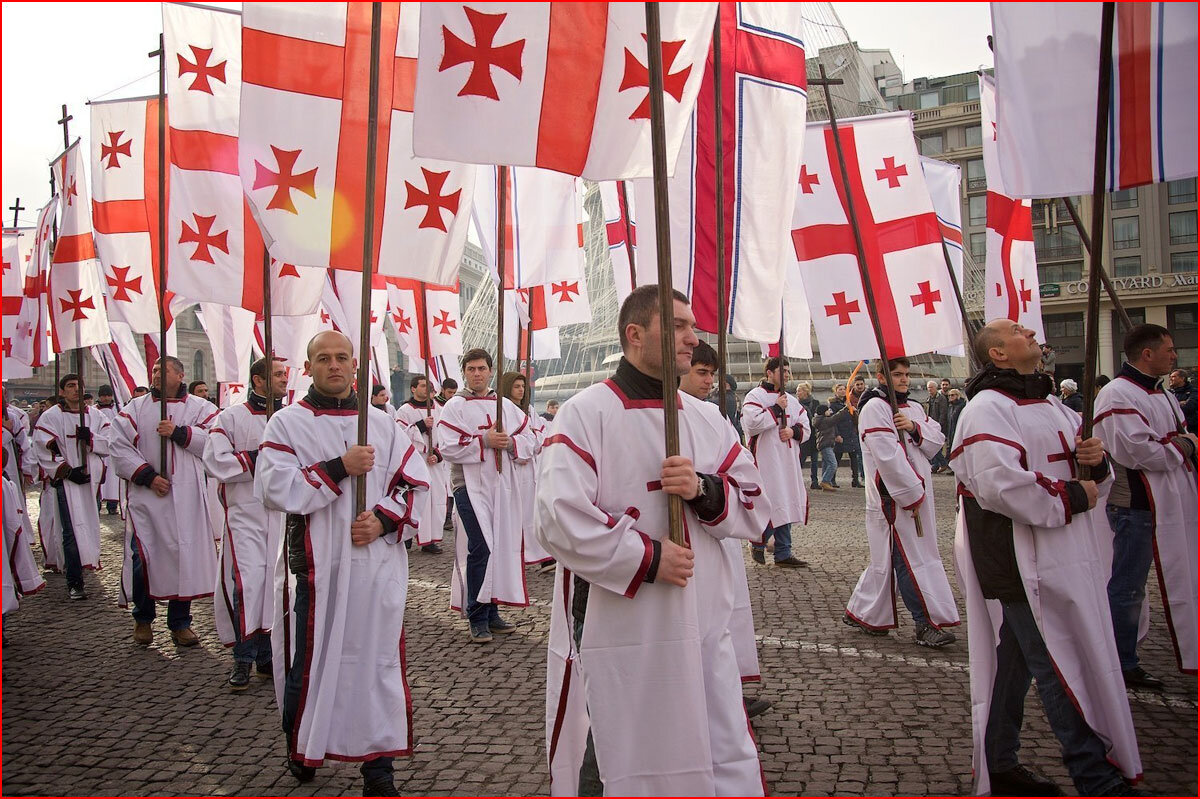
[130,545,192,630]
[453,487,497,627]
[233,631,272,666]
[54,484,84,590]
[1105,505,1155,671]
[985,601,1124,795]
[891,533,927,627]
[836,444,863,484]
[800,445,819,486]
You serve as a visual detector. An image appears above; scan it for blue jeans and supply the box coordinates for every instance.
[130,545,191,630]
[233,631,272,666]
[891,532,927,627]
[453,487,499,628]
[54,484,85,590]
[985,600,1124,795]
[929,448,949,471]
[1106,505,1155,671]
[820,447,838,484]
[752,523,793,562]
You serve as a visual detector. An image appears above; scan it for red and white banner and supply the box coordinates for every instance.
[2,228,35,378]
[10,200,56,369]
[991,2,1197,198]
[50,141,111,352]
[253,311,321,372]
[597,180,640,304]
[517,273,592,332]
[92,320,149,404]
[791,112,962,364]
[383,278,464,363]
[238,3,476,284]
[197,303,256,388]
[413,3,716,180]
[981,74,1044,341]
[503,289,561,363]
[920,156,967,359]
[321,270,390,364]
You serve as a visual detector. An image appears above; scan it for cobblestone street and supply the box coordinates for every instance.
[2,467,1195,796]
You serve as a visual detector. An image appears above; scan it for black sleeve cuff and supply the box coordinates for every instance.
[644,539,662,584]
[908,424,923,445]
[131,464,159,487]
[1065,481,1090,515]
[373,508,399,535]
[791,424,805,443]
[323,457,349,484]
[169,425,189,446]
[416,420,430,434]
[247,449,259,469]
[1090,455,1110,482]
[685,473,727,523]
[769,405,786,421]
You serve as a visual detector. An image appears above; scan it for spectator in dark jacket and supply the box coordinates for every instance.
[1059,378,1085,413]
[795,381,820,488]
[813,400,849,491]
[829,384,863,488]
[1169,369,1198,434]
[946,388,967,453]
[926,379,951,472]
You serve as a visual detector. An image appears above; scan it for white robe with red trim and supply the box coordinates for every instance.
[740,384,809,529]
[1094,374,1198,673]
[105,393,219,605]
[950,389,1141,795]
[2,427,44,596]
[520,412,552,564]
[32,405,110,573]
[94,404,122,502]
[537,380,770,797]
[395,399,448,546]
[203,401,283,648]
[845,394,958,630]
[2,476,23,614]
[437,393,536,613]
[257,399,429,766]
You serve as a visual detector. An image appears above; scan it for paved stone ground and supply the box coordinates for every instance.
[2,467,1195,796]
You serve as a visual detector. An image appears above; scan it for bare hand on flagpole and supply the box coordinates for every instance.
[656,539,695,588]
[343,445,375,476]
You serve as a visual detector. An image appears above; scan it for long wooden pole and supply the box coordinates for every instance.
[420,282,434,453]
[939,239,979,370]
[618,181,638,294]
[1079,3,1116,481]
[1060,194,1133,331]
[48,167,60,402]
[645,3,684,546]
[712,9,730,420]
[494,167,508,473]
[149,38,169,473]
[262,251,275,419]
[53,104,89,462]
[354,2,385,513]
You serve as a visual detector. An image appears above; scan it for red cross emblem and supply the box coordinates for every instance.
[404,168,461,232]
[798,165,820,194]
[440,7,525,100]
[432,310,457,335]
[1017,279,1032,312]
[179,213,230,263]
[619,37,691,121]
[824,291,860,326]
[59,289,95,321]
[987,192,1036,320]
[64,177,78,207]
[100,131,133,170]
[1046,431,1077,478]
[226,382,244,396]
[875,156,908,188]
[550,281,579,303]
[106,265,143,302]
[178,45,228,94]
[253,145,318,215]
[1,338,11,358]
[910,281,942,315]
[319,309,331,324]
[392,308,413,334]
[1,256,11,274]
[276,262,301,279]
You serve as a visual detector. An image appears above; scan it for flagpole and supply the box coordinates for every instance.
[149,37,169,474]
[493,166,508,473]
[645,2,684,546]
[48,166,61,400]
[354,1,385,514]
[52,103,89,461]
[1060,195,1132,331]
[711,9,730,421]
[420,281,434,454]
[262,251,275,420]
[814,64,923,536]
[1079,2,1116,481]
[938,239,979,371]
[524,321,535,414]
[619,181,638,294]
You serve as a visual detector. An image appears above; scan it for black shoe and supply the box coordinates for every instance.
[750,548,766,565]
[256,660,273,677]
[775,556,808,568]
[988,764,1064,796]
[842,612,889,637]
[363,778,399,796]
[810,482,820,490]
[67,586,87,601]
[229,661,252,691]
[537,559,557,574]
[488,617,517,634]
[851,482,864,488]
[1122,666,1164,691]
[421,542,443,555]
[1097,780,1144,797]
[469,625,493,643]
[286,758,316,783]
[744,697,772,719]
[915,624,957,648]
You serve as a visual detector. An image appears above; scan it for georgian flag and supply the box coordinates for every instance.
[321,270,390,364]
[49,141,111,352]
[920,156,967,358]
[413,3,717,180]
[517,272,592,332]
[196,303,256,392]
[503,288,561,362]
[383,278,464,363]
[2,228,34,378]
[10,199,56,369]
[92,320,149,404]
[597,180,640,304]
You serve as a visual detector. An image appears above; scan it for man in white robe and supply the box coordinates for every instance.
[1094,323,1198,686]
[256,331,428,796]
[32,374,109,601]
[394,375,446,555]
[537,286,769,796]
[951,319,1140,796]
[741,357,809,567]
[436,348,536,643]
[3,398,43,596]
[2,446,44,601]
[106,356,218,647]
[94,385,121,515]
[204,356,287,692]
[844,357,959,648]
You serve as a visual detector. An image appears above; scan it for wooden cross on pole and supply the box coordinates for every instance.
[9,198,25,229]
[57,104,73,148]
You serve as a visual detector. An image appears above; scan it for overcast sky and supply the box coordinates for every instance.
[1,2,993,225]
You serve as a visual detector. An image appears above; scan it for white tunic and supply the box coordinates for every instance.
[395,398,448,546]
[94,404,122,502]
[105,392,219,604]
[203,400,283,647]
[437,392,536,612]
[537,376,770,797]
[740,384,809,528]
[520,412,552,564]
[2,470,44,600]
[257,396,429,765]
[950,388,1141,795]
[2,425,44,595]
[1094,373,1198,673]
[2,477,23,613]
[32,405,110,573]
[845,392,959,630]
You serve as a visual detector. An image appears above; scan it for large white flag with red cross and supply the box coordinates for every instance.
[2,228,35,378]
[49,141,111,352]
[383,278,464,364]
[791,112,961,364]
[920,156,967,358]
[597,180,641,304]
[10,200,56,369]
[238,3,476,283]
[413,3,717,180]
[981,75,1044,341]
[516,273,592,332]
[991,2,1197,199]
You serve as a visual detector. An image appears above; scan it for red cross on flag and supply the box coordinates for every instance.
[991,3,1197,198]
[413,3,716,180]
[164,2,324,314]
[516,273,592,333]
[50,141,111,352]
[981,75,1044,341]
[503,289,561,362]
[320,270,391,363]
[382,278,464,363]
[2,228,35,378]
[597,181,640,304]
[920,156,967,359]
[237,3,476,285]
[790,112,963,364]
[10,199,56,369]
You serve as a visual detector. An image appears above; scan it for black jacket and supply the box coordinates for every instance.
[1172,379,1198,434]
[1062,391,1084,413]
[812,404,847,451]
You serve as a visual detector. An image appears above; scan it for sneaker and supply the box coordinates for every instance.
[489,617,517,634]
[1122,666,1164,691]
[256,660,273,677]
[842,612,889,637]
[229,661,252,692]
[286,758,316,784]
[171,627,201,648]
[1096,781,1143,797]
[363,778,400,797]
[470,625,493,643]
[537,559,557,574]
[809,482,820,490]
[820,482,837,491]
[744,697,772,719]
[421,542,443,555]
[988,764,1064,796]
[775,556,808,568]
[133,621,153,646]
[67,586,87,601]
[915,624,956,648]
[750,548,766,565]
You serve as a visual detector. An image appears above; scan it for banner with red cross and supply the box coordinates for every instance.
[237,3,476,284]
[515,271,592,333]
[920,156,967,359]
[2,228,35,378]
[502,289,561,363]
[10,199,56,369]
[92,320,149,404]
[413,3,716,180]
[597,180,641,304]
[790,112,963,364]
[382,277,463,364]
[195,303,255,390]
[49,140,111,352]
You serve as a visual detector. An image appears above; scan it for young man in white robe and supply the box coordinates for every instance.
[536,285,770,796]
[741,357,809,568]
[1094,323,1198,687]
[94,385,121,515]
[3,400,43,596]
[395,374,446,555]
[204,356,288,692]
[256,331,428,797]
[106,356,219,647]
[436,348,535,643]
[950,319,1140,797]
[32,374,109,601]
[843,358,959,648]
[2,447,44,601]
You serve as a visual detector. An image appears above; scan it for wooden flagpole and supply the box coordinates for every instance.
[420,281,434,454]
[49,167,60,399]
[939,239,979,370]
[711,8,730,420]
[644,2,684,546]
[149,39,170,473]
[619,181,638,294]
[262,251,275,419]
[494,167,508,473]
[1060,195,1133,331]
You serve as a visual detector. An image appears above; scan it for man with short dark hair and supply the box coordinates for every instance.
[1168,368,1197,434]
[927,379,951,473]
[436,378,458,404]
[133,386,150,398]
[794,381,820,488]
[371,384,394,415]
[395,375,446,555]
[541,399,559,422]
[94,385,121,515]
[189,380,209,401]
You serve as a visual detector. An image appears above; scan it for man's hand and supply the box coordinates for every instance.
[893,412,914,432]
[1074,436,1105,467]
[350,511,384,547]
[779,426,795,443]
[485,430,510,451]
[54,464,72,482]
[426,454,438,466]
[342,445,375,476]
[775,392,788,409]
[655,538,695,587]
[150,476,171,497]
[75,426,93,448]
[424,416,435,429]
[1079,479,1099,509]
[834,434,843,444]
[660,455,699,500]
[156,419,177,437]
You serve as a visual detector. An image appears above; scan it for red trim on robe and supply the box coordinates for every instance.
[624,532,655,598]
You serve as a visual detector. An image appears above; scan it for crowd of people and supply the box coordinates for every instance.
[1,287,1196,797]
